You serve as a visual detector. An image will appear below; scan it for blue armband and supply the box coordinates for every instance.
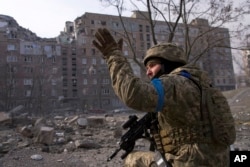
[151,78,165,112]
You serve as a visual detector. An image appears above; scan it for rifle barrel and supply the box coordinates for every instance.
[107,148,121,161]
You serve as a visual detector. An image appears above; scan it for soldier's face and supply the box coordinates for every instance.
[146,62,162,79]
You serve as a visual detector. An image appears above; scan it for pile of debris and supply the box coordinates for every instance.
[0,108,137,166]
[0,101,249,166]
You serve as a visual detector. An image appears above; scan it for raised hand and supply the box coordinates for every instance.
[93,28,123,59]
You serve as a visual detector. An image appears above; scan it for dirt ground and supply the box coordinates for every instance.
[0,146,124,167]
[0,113,249,167]
[1,87,250,167]
[0,113,149,167]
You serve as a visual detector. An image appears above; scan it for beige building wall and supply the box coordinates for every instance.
[56,11,236,111]
[70,12,235,91]
[0,12,236,113]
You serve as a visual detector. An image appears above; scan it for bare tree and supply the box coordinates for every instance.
[99,0,250,70]
[26,56,50,116]
[0,63,17,111]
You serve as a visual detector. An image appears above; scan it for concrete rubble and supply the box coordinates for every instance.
[0,110,141,166]
[0,106,249,166]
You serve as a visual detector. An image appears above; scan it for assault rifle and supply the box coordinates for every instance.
[107,112,158,161]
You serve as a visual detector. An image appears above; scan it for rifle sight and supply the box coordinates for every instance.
[122,115,138,129]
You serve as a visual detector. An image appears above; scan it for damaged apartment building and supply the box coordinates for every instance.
[0,15,63,114]
[0,11,236,114]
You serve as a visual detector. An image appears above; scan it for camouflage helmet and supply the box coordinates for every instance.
[143,43,187,66]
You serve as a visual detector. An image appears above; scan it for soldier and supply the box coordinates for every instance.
[93,28,234,167]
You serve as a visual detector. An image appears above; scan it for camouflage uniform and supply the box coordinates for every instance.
[92,29,231,167]
[104,52,230,167]
[124,151,155,167]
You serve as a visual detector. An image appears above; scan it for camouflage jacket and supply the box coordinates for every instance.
[105,50,229,167]
[106,50,204,127]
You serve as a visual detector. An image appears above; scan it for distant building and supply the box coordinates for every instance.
[0,11,236,113]
[241,34,250,86]
[0,15,63,113]
[235,74,248,88]
[189,18,235,90]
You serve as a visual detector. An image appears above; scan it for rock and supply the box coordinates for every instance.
[77,117,88,128]
[0,143,9,153]
[64,141,76,152]
[0,141,11,154]
[0,112,12,125]
[17,139,31,148]
[87,116,106,127]
[67,115,79,125]
[34,118,46,127]
[74,140,102,149]
[34,126,54,145]
[33,118,46,136]
[30,154,43,161]
[57,137,66,144]
[20,126,33,138]
[55,132,64,137]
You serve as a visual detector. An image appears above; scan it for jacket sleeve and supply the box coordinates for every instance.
[105,50,158,112]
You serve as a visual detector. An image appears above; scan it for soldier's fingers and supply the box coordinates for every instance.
[92,40,102,51]
[94,29,106,45]
[103,28,115,42]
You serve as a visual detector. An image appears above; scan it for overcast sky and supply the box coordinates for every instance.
[0,0,130,38]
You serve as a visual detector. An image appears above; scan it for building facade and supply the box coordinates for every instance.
[0,11,236,113]
[0,15,63,114]
[241,34,250,86]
